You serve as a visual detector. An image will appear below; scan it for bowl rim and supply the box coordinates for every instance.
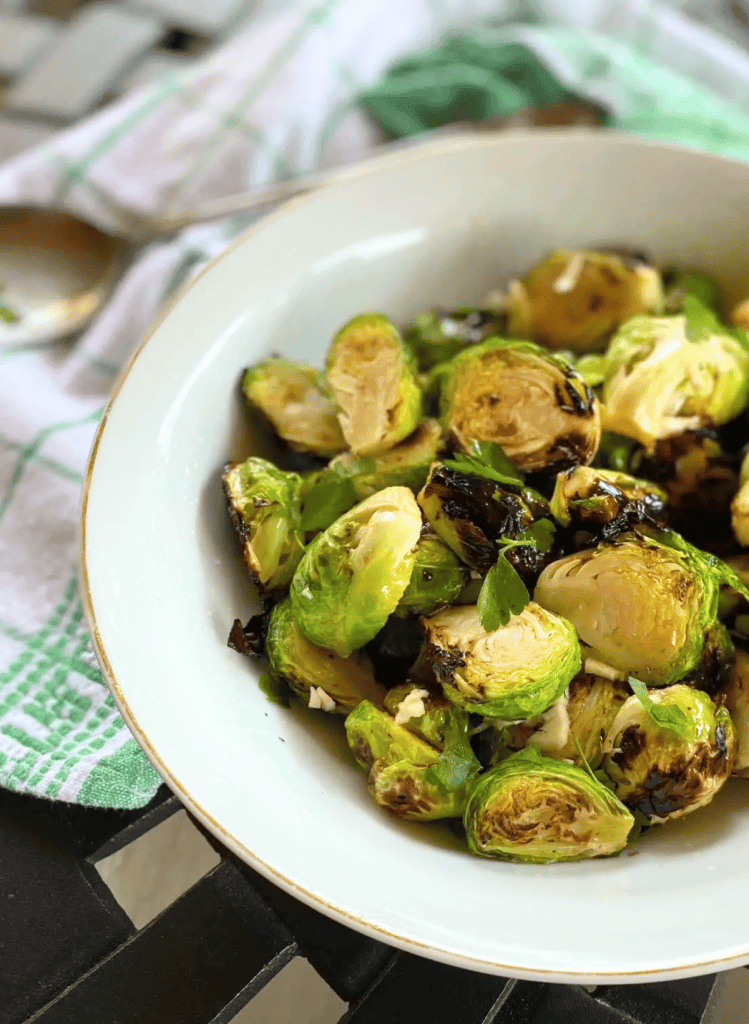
[80,128,749,983]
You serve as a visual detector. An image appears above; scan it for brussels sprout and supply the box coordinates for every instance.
[504,248,663,354]
[326,313,423,456]
[345,700,470,819]
[417,462,550,574]
[463,748,634,862]
[440,339,600,472]
[242,358,345,456]
[327,418,443,500]
[383,682,472,748]
[266,599,385,712]
[729,298,749,331]
[663,267,722,315]
[290,486,422,657]
[721,646,749,777]
[223,458,306,593]
[550,466,668,533]
[731,453,749,546]
[499,671,630,766]
[394,529,468,618]
[534,532,729,688]
[405,307,504,370]
[603,684,735,823]
[422,603,580,719]
[601,314,749,450]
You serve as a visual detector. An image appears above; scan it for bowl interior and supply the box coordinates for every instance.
[83,132,749,983]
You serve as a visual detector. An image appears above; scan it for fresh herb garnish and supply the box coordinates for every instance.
[424,739,481,793]
[300,468,357,532]
[443,439,523,486]
[477,520,556,631]
[629,677,688,737]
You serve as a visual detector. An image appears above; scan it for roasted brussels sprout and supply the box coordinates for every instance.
[721,645,749,777]
[266,599,384,712]
[440,339,600,472]
[290,486,422,657]
[223,457,306,593]
[729,297,749,331]
[422,602,580,719]
[327,418,442,500]
[242,358,345,456]
[326,313,422,455]
[463,748,634,862]
[504,248,663,353]
[534,531,730,687]
[405,307,504,370]
[603,684,735,822]
[345,700,471,820]
[417,462,549,575]
[394,529,468,618]
[499,671,630,766]
[601,314,749,450]
[383,682,471,748]
[663,267,722,314]
[550,465,667,533]
[731,452,749,547]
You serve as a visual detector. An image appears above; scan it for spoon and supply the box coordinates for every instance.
[0,100,604,347]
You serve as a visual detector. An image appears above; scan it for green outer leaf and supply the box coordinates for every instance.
[628,677,688,737]
[682,294,748,350]
[477,555,529,632]
[258,673,291,707]
[424,739,481,794]
[300,470,357,532]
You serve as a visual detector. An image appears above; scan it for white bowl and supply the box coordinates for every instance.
[81,131,749,984]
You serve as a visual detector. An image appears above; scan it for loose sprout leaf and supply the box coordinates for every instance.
[629,677,688,737]
[258,673,291,707]
[300,469,357,532]
[424,739,482,793]
[477,554,529,632]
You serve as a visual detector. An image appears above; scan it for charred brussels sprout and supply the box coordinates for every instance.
[550,465,668,533]
[223,458,305,593]
[440,339,600,472]
[345,701,471,820]
[601,314,749,450]
[326,313,422,455]
[499,671,630,766]
[603,684,735,823]
[504,248,663,354]
[242,358,345,456]
[417,462,550,575]
[327,418,442,500]
[464,748,634,862]
[266,600,384,712]
[535,532,730,688]
[405,307,504,370]
[422,603,580,719]
[721,645,749,777]
[394,530,468,618]
[383,683,471,749]
[290,486,422,657]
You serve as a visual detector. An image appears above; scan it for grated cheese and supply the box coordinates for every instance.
[394,687,430,726]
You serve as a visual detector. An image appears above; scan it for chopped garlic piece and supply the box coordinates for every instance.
[552,252,585,293]
[394,687,430,726]
[308,686,336,712]
[585,657,626,682]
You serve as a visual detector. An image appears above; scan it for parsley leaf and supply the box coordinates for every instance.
[424,739,481,793]
[629,677,688,737]
[300,469,357,532]
[511,519,556,554]
[477,554,529,631]
[443,440,523,486]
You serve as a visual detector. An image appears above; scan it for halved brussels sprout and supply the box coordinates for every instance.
[405,307,504,370]
[417,462,549,574]
[663,267,722,315]
[394,529,468,618]
[383,682,471,749]
[499,671,630,766]
[242,358,345,456]
[266,599,385,712]
[290,486,422,657]
[601,314,749,450]
[440,339,600,472]
[327,418,442,500]
[504,248,663,354]
[345,700,469,820]
[223,458,306,593]
[721,646,749,777]
[326,313,423,456]
[463,748,634,862]
[422,602,580,719]
[603,684,735,822]
[550,465,668,532]
[535,531,730,687]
